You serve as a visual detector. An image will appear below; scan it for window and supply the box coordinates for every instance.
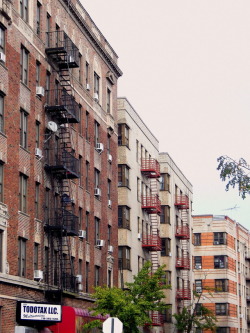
[214,255,227,269]
[118,164,130,187]
[214,232,227,245]
[20,0,29,22]
[19,174,28,213]
[0,230,3,272]
[0,93,4,133]
[194,233,201,246]
[35,182,39,218]
[0,163,3,203]
[20,109,28,148]
[78,207,82,230]
[85,111,89,141]
[107,179,111,200]
[45,13,51,47]
[215,303,228,316]
[94,72,100,100]
[108,225,111,246]
[0,25,5,55]
[44,246,49,283]
[95,217,100,244]
[95,265,100,286]
[159,173,170,191]
[162,305,172,323]
[118,206,130,229]
[215,279,228,292]
[216,328,229,333]
[118,246,131,270]
[36,2,41,35]
[108,269,112,288]
[35,61,41,86]
[164,270,171,285]
[118,123,129,147]
[86,161,89,191]
[161,238,171,256]
[20,46,29,85]
[86,262,89,292]
[85,211,89,241]
[107,88,111,113]
[94,168,100,189]
[34,243,39,271]
[94,121,99,146]
[85,62,89,86]
[194,303,202,316]
[160,205,170,224]
[78,53,82,83]
[44,188,50,222]
[18,237,26,277]
[78,105,82,135]
[79,155,82,186]
[195,280,202,293]
[194,256,202,269]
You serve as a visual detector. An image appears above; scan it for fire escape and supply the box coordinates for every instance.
[141,159,163,328]
[44,31,80,302]
[175,195,191,303]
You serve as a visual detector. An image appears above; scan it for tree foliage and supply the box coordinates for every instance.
[173,290,217,333]
[83,262,169,333]
[217,155,250,199]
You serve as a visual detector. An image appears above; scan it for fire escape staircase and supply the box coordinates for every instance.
[44,31,80,302]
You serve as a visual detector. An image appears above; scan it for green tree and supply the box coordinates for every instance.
[217,155,250,199]
[173,290,217,333]
[83,262,169,333]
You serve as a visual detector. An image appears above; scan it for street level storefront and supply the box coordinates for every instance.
[46,306,109,333]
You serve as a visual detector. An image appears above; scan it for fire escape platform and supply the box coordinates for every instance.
[176,258,190,270]
[141,195,161,215]
[142,235,162,251]
[176,289,191,300]
[141,158,161,178]
[175,195,189,209]
[175,226,190,239]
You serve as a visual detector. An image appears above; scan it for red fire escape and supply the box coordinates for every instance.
[175,195,191,302]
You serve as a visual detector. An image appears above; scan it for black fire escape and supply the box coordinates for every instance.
[44,31,80,302]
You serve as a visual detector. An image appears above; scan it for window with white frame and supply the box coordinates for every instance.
[0,25,5,55]
[20,109,28,149]
[20,0,29,22]
[19,173,28,213]
[94,72,100,100]
[20,46,29,85]
[0,93,4,133]
[18,237,26,277]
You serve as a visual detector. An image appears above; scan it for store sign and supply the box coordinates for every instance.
[17,302,62,322]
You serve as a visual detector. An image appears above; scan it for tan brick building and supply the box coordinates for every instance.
[0,0,122,331]
[193,215,250,333]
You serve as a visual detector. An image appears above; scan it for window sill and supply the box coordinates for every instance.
[118,185,131,190]
[20,81,31,92]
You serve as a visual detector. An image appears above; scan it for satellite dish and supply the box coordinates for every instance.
[47,121,58,132]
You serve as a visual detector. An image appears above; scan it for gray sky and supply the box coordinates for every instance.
[81,0,250,230]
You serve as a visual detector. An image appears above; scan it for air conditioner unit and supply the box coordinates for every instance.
[78,283,83,291]
[35,148,43,158]
[96,143,104,153]
[76,274,82,283]
[68,55,75,63]
[86,83,90,91]
[239,314,244,319]
[214,241,220,245]
[138,233,142,240]
[108,245,114,253]
[196,287,202,293]
[36,86,45,97]
[0,52,6,63]
[94,188,101,197]
[118,181,123,187]
[15,327,38,333]
[108,154,112,163]
[79,230,86,239]
[96,239,105,247]
[94,92,99,101]
[108,200,112,207]
[34,270,43,280]
[195,264,202,270]
[168,252,172,257]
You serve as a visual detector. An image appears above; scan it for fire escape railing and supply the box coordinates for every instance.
[47,209,79,236]
[141,158,160,178]
[175,195,189,209]
[175,226,190,239]
[176,257,190,269]
[141,195,161,215]
[176,288,191,300]
[142,235,162,251]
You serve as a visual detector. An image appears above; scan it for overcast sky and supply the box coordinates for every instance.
[81,0,250,230]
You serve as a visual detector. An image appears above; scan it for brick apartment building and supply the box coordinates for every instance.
[193,215,250,333]
[117,97,163,332]
[0,0,122,331]
[159,152,193,333]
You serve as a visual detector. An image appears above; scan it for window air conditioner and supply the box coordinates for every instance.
[76,274,83,283]
[95,143,104,153]
[78,283,83,291]
[239,314,244,319]
[34,270,43,281]
[196,287,202,293]
[195,264,202,270]
[86,83,90,91]
[108,154,112,163]
[168,252,172,257]
[68,55,75,63]
[94,188,101,197]
[108,245,114,253]
[94,92,99,101]
[35,148,43,158]
[0,52,6,63]
[96,239,105,247]
[79,230,86,239]
[108,200,112,208]
[214,241,220,245]
[36,86,45,97]
[138,233,142,240]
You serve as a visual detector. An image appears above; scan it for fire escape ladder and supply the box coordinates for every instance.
[150,178,160,272]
